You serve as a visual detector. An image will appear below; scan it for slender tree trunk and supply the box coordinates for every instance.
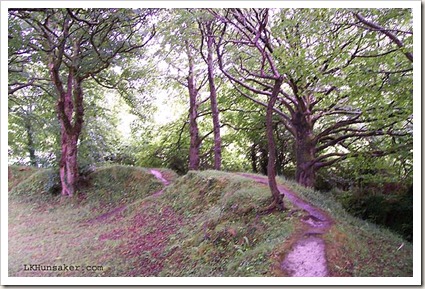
[24,116,37,167]
[250,143,258,173]
[293,112,316,188]
[186,41,200,170]
[266,77,285,210]
[259,146,268,175]
[276,148,283,176]
[206,22,222,170]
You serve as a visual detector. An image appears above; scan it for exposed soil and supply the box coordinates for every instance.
[150,169,170,186]
[238,173,333,277]
[150,169,169,197]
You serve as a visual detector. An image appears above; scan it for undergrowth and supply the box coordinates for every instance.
[8,166,39,191]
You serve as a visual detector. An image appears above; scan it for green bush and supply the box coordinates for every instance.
[341,191,413,241]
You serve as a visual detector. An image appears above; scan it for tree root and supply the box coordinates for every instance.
[257,198,287,215]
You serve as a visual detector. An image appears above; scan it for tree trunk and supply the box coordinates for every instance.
[276,148,283,176]
[250,143,258,173]
[266,77,285,210]
[24,116,37,167]
[293,112,316,188]
[58,130,79,196]
[206,22,222,170]
[259,146,268,175]
[186,41,200,170]
[50,62,84,196]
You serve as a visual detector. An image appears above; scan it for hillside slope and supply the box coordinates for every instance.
[8,165,413,277]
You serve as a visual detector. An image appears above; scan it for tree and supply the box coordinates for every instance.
[8,85,59,167]
[9,8,156,196]
[213,8,286,209]
[156,9,226,171]
[212,8,412,188]
[198,17,223,170]
[353,9,413,63]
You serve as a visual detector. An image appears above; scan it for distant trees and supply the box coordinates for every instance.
[8,85,59,167]
[199,19,223,170]
[155,9,225,171]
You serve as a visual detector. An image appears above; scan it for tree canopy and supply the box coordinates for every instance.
[8,7,414,208]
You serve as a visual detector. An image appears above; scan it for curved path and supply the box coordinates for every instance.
[149,169,169,197]
[88,169,170,223]
[238,173,333,277]
[150,169,170,186]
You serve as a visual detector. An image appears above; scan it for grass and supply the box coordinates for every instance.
[157,170,297,276]
[8,166,413,277]
[8,165,170,276]
[277,175,413,277]
[8,166,39,191]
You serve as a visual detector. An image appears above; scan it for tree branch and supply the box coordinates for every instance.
[354,12,413,63]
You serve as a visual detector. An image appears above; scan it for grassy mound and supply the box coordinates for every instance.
[82,165,164,207]
[9,168,59,205]
[278,176,413,277]
[158,170,297,276]
[8,165,167,210]
[8,165,39,191]
[8,166,413,278]
[8,165,173,277]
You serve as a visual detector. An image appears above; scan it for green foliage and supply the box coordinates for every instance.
[78,82,127,166]
[44,169,61,195]
[8,85,59,167]
[336,188,413,241]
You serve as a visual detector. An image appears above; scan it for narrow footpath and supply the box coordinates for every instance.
[238,173,333,277]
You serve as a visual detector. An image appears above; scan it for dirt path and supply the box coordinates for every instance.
[93,169,179,276]
[149,169,169,197]
[238,173,333,277]
[150,169,170,186]
[87,169,170,223]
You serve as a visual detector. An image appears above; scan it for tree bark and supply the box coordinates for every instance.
[57,81,83,196]
[266,77,285,210]
[250,143,258,173]
[24,115,37,167]
[186,41,200,170]
[50,62,84,196]
[205,22,222,170]
[293,111,316,188]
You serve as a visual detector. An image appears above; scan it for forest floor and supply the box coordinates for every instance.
[8,165,413,278]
